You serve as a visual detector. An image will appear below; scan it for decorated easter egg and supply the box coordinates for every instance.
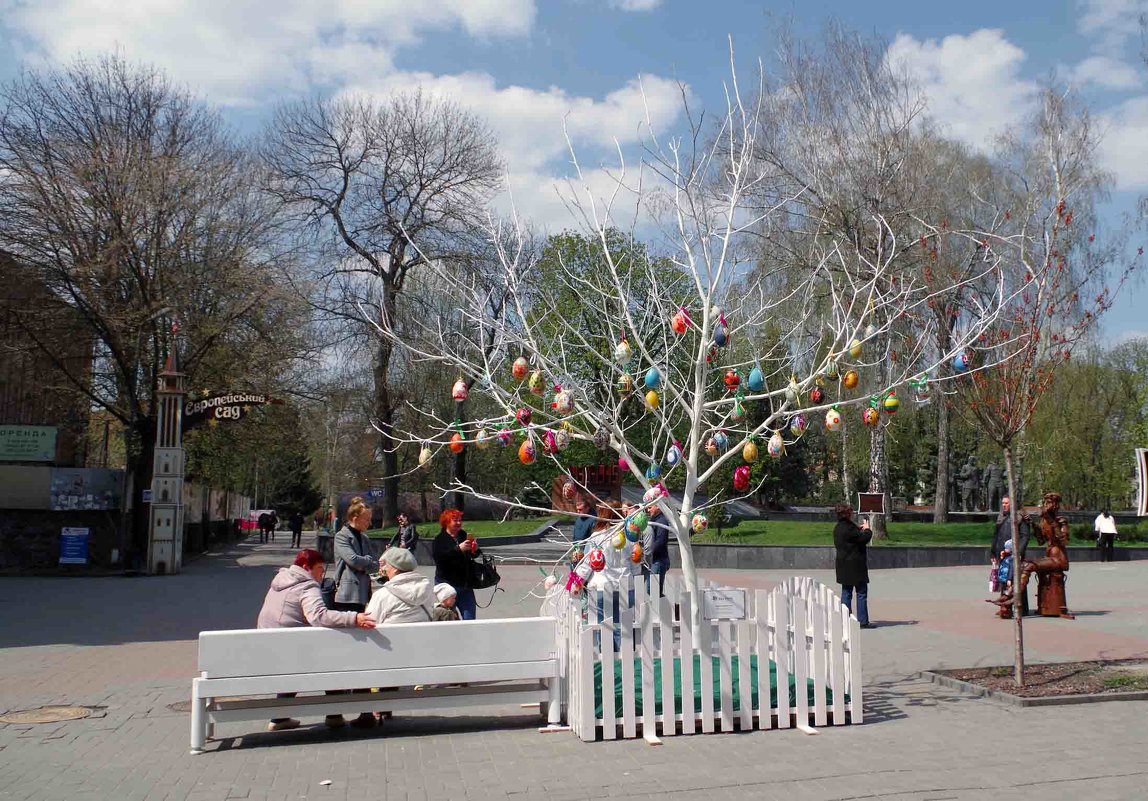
[713,430,730,451]
[593,426,610,449]
[849,339,863,359]
[733,465,751,492]
[809,386,825,405]
[645,463,661,480]
[645,390,660,410]
[611,530,626,549]
[825,407,842,431]
[518,439,536,465]
[554,388,574,414]
[516,407,532,426]
[571,548,584,564]
[562,479,578,500]
[555,429,571,450]
[630,543,643,564]
[475,429,491,450]
[542,430,559,455]
[842,369,859,390]
[723,369,740,391]
[511,357,529,380]
[767,431,784,458]
[614,338,632,364]
[643,483,667,503]
[825,359,840,379]
[730,398,745,421]
[617,372,634,396]
[644,366,662,390]
[742,439,759,463]
[883,392,900,415]
[665,440,682,466]
[451,379,468,402]
[691,513,709,534]
[618,456,629,471]
[528,370,545,395]
[952,351,970,372]
[496,427,512,447]
[449,432,465,454]
[789,414,808,436]
[785,376,800,405]
[705,437,719,456]
[587,548,606,571]
[713,323,728,348]
[747,365,765,392]
[671,308,689,334]
[419,445,433,466]
[862,407,880,427]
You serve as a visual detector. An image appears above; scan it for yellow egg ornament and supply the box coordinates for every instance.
[742,439,759,463]
[645,389,661,410]
[849,339,863,359]
[842,369,859,390]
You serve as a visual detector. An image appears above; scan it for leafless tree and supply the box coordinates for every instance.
[262,91,503,523]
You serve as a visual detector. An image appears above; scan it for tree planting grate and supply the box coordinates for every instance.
[0,706,92,724]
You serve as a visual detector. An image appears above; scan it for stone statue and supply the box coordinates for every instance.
[982,462,1004,511]
[995,492,1074,619]
[957,456,979,512]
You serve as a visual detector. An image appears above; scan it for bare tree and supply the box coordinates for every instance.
[0,54,293,566]
[262,91,503,523]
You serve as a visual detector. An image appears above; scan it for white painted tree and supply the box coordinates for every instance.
[372,60,1015,603]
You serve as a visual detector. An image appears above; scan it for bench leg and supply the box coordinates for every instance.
[190,678,207,754]
[546,676,563,726]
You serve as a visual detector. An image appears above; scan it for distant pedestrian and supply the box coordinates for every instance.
[257,511,271,544]
[834,503,875,629]
[571,497,596,544]
[990,497,1030,616]
[268,510,279,542]
[288,511,304,549]
[432,509,482,620]
[641,504,672,598]
[1094,509,1118,562]
[389,512,419,554]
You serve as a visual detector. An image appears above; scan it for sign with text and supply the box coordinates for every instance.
[183,392,281,430]
[50,468,124,511]
[0,425,57,462]
[703,587,747,621]
[857,492,887,515]
[59,527,90,565]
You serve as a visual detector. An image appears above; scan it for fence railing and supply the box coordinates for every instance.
[556,576,861,742]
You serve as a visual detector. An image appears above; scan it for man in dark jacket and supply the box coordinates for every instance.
[642,505,672,597]
[834,503,875,628]
[288,511,305,549]
[990,497,1031,616]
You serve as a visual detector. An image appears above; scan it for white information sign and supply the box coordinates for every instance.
[702,587,747,620]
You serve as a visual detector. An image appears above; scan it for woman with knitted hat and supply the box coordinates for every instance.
[364,547,436,625]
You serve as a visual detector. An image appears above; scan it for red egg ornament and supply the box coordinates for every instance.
[516,407,532,426]
[451,379,468,402]
[587,548,606,571]
[733,465,751,492]
[862,407,880,427]
[511,356,529,380]
[449,432,465,454]
[809,386,825,405]
[671,307,690,334]
[518,439,536,465]
[723,369,740,391]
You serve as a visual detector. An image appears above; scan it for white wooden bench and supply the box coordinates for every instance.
[190,617,562,753]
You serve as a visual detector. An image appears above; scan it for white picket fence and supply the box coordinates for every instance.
[556,575,862,742]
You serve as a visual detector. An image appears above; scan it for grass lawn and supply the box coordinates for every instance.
[697,520,996,547]
[364,517,550,541]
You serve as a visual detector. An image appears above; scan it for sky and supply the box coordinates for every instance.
[0,0,1145,339]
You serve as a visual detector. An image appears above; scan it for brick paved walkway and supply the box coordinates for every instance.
[2,536,1147,800]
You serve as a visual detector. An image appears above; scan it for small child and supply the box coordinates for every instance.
[432,583,460,621]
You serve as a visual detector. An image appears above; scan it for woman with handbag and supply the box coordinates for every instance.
[432,509,482,620]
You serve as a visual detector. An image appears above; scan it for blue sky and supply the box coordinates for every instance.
[1,0,1145,338]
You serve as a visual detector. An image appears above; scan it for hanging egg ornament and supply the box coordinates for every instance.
[419,444,433,467]
[714,430,730,451]
[561,479,578,500]
[516,407,532,426]
[723,369,741,391]
[475,428,491,450]
[862,407,880,428]
[617,372,634,397]
[809,386,825,405]
[571,548,585,564]
[542,430,559,455]
[910,376,931,405]
[864,323,877,341]
[742,438,759,464]
[554,387,574,415]
[713,314,729,347]
[785,376,800,405]
[611,529,626,550]
[666,440,683,466]
[643,483,668,503]
[451,379,468,402]
[630,543,643,564]
[645,463,661,480]
[849,339,863,359]
[449,432,465,454]
[528,370,545,396]
[518,439,536,465]
[789,414,808,437]
[883,391,900,415]
[691,513,709,534]
[825,359,840,379]
[952,351,970,372]
[625,511,648,541]
[618,456,629,471]
[592,426,610,450]
[767,430,785,459]
[587,548,606,572]
[645,390,660,411]
[644,366,662,390]
[496,427,512,447]
[747,365,765,393]
[842,369,859,390]
[733,465,751,492]
[730,396,746,422]
[825,407,843,431]
[704,437,719,457]
[511,356,529,381]
[555,429,571,451]
[671,307,690,334]
[614,337,632,364]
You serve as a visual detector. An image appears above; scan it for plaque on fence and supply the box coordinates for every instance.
[702,587,747,620]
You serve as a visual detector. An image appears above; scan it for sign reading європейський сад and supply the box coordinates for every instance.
[183,392,281,430]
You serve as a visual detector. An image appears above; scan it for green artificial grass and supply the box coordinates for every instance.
[364,518,548,541]
[698,520,1011,547]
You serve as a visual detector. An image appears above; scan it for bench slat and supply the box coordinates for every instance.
[198,618,558,678]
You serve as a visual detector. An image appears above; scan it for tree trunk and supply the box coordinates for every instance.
[679,475,701,626]
[375,290,401,526]
[868,422,889,539]
[125,418,156,572]
[1004,444,1025,687]
[933,394,951,524]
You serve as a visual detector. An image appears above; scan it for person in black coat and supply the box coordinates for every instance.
[989,497,1031,616]
[432,509,481,620]
[834,503,874,628]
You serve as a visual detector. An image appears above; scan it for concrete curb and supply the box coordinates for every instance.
[919,669,1148,707]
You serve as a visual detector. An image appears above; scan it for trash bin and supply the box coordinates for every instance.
[316,532,334,563]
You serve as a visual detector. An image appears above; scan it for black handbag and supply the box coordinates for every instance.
[320,561,338,608]
[469,553,501,590]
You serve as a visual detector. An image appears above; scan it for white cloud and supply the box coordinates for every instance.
[1077,0,1148,50]
[886,29,1039,150]
[1097,95,1148,188]
[1,0,537,104]
[610,0,662,10]
[1067,55,1145,90]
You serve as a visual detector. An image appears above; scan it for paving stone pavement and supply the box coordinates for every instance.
[2,535,1147,800]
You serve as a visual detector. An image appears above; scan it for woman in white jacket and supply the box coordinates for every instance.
[366,547,437,624]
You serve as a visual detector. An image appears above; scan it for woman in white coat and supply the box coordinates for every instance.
[366,547,436,624]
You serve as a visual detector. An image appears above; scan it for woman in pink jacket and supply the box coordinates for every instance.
[256,549,375,731]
